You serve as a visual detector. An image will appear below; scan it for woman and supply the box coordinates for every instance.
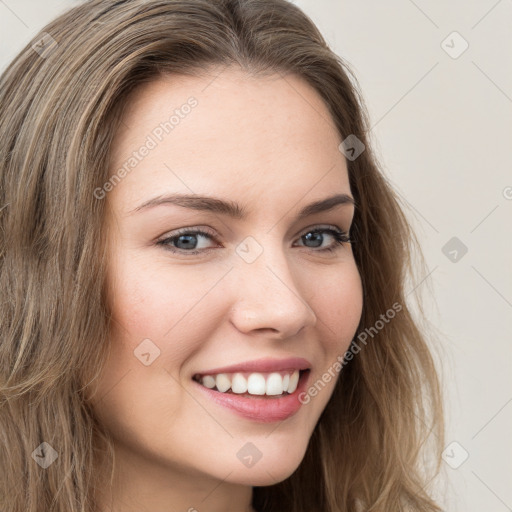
[0,1,444,511]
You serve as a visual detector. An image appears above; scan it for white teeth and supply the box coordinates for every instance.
[282,374,290,392]
[197,369,304,396]
[215,373,231,393]
[202,375,216,389]
[247,373,266,395]
[266,373,283,395]
[287,370,300,394]
[231,373,248,394]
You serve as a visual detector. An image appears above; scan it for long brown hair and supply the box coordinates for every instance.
[0,1,444,510]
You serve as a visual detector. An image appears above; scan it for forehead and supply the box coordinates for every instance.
[107,67,350,214]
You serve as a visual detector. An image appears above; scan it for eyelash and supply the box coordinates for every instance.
[156,226,352,256]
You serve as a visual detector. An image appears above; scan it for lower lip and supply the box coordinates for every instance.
[192,370,311,423]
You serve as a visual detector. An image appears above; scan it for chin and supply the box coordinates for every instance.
[229,465,299,487]
[225,444,308,486]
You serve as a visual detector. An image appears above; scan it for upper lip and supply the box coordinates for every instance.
[195,357,312,376]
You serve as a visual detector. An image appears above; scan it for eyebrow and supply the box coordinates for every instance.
[129,192,355,219]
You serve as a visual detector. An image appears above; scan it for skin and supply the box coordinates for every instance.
[89,66,363,512]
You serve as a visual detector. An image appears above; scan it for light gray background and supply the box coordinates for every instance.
[1,1,511,510]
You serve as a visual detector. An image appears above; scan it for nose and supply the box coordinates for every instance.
[228,243,317,339]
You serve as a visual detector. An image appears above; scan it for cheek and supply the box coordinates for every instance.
[295,263,362,414]
[106,254,232,378]
[109,251,221,335]
[89,257,216,440]
[311,261,363,348]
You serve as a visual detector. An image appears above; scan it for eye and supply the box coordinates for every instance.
[294,226,351,253]
[156,228,218,255]
[156,225,352,256]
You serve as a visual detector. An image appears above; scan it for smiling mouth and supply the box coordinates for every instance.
[192,369,309,398]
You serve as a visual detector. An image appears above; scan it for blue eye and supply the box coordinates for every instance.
[296,227,351,252]
[156,226,351,255]
[157,228,216,255]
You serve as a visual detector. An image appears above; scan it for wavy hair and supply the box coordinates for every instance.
[0,0,444,510]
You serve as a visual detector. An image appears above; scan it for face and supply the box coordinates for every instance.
[90,67,363,492]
